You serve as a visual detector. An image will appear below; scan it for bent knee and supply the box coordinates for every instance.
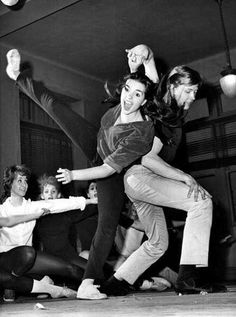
[199,197,213,219]
[143,239,168,259]
[22,246,36,263]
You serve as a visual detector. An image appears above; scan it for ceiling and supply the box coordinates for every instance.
[0,0,236,82]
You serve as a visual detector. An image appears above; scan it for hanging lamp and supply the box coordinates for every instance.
[215,0,236,98]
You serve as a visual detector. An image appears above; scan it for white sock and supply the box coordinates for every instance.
[6,49,21,80]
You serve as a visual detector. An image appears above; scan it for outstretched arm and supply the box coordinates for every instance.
[56,164,116,184]
[30,196,90,214]
[0,209,49,228]
[125,44,159,83]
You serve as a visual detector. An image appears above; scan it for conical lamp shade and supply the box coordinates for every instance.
[1,0,19,5]
[220,74,236,98]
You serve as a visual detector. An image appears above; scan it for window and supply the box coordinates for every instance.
[20,92,73,177]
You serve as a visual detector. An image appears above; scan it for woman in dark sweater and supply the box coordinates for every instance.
[6,46,158,299]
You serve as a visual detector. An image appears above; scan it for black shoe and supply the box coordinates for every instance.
[175,278,208,295]
[99,276,131,296]
[3,289,16,302]
[197,282,227,293]
[175,278,227,295]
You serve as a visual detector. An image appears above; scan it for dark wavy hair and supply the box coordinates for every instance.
[143,65,202,127]
[1,164,31,202]
[104,67,202,128]
[103,71,158,121]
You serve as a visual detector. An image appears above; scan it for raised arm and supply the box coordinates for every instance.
[125,44,159,83]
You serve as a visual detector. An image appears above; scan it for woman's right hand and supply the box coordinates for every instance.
[40,208,50,217]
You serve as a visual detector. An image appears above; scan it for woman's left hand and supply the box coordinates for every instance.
[56,168,72,184]
[125,44,153,72]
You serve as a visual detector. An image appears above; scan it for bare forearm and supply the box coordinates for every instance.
[0,214,40,227]
[141,154,188,182]
[71,164,115,181]
[144,58,159,84]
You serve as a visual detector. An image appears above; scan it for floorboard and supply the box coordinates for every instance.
[0,284,235,317]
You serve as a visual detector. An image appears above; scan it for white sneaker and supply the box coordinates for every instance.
[61,287,77,298]
[79,250,89,260]
[40,275,54,285]
[140,277,171,291]
[50,286,77,299]
[77,284,107,300]
[37,276,55,299]
[6,49,20,80]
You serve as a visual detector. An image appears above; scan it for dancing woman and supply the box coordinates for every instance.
[6,47,158,299]
[105,65,213,295]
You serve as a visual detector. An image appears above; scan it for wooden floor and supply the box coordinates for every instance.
[0,285,235,317]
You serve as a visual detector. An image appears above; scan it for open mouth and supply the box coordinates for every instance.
[124,101,132,111]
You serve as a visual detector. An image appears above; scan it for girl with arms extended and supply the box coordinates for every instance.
[0,164,97,300]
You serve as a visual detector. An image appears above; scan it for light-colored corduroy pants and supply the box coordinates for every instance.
[115,165,212,285]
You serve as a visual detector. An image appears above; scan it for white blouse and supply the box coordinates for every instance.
[0,196,86,252]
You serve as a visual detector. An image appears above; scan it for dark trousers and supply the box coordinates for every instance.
[0,246,84,291]
[85,173,125,280]
[17,72,126,280]
[17,71,98,164]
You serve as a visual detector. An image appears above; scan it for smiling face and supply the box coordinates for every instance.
[11,173,28,198]
[120,79,147,115]
[41,184,61,200]
[171,83,199,110]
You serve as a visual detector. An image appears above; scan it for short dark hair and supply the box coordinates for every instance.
[2,164,31,200]
[104,71,156,107]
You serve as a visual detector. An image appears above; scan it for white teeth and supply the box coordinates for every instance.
[125,100,132,105]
